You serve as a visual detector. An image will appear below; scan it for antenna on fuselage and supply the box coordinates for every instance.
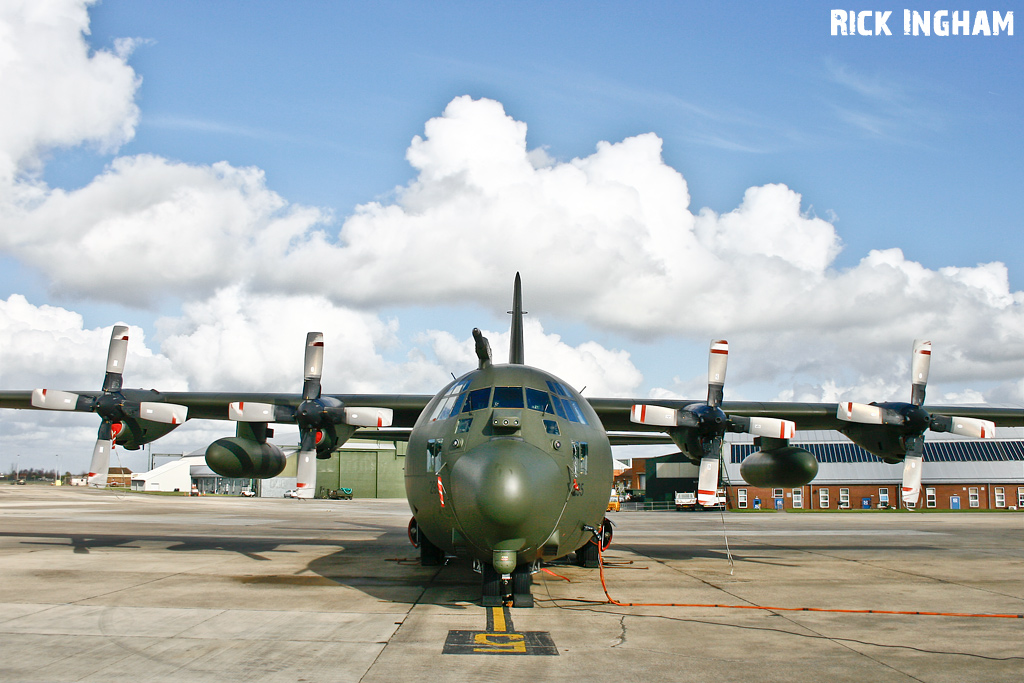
[508,272,526,365]
[473,328,492,369]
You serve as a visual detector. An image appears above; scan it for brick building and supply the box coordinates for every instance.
[646,429,1024,511]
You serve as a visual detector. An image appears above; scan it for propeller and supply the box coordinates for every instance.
[30,326,188,488]
[836,340,995,506]
[229,332,393,499]
[631,340,796,506]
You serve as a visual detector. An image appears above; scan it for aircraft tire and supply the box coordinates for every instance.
[481,563,503,607]
[512,566,533,608]
[575,540,599,568]
[419,530,444,566]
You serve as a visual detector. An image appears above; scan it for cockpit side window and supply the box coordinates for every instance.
[564,399,589,425]
[548,394,588,424]
[437,391,467,421]
[462,387,492,413]
[525,388,554,414]
[546,380,570,397]
[550,394,568,420]
[492,386,525,409]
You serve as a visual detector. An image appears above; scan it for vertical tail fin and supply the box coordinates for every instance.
[508,272,525,365]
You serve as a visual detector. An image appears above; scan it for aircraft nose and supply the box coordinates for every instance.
[450,439,555,529]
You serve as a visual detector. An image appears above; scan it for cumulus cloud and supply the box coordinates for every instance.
[0,0,139,188]
[417,318,644,398]
[4,156,329,306]
[0,292,646,467]
[0,1,1021,470]
[0,293,183,391]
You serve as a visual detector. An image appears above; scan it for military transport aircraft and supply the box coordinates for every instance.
[1,274,1021,607]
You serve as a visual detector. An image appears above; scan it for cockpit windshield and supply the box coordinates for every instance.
[430,378,587,425]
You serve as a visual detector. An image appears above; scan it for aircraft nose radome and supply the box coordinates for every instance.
[450,440,550,529]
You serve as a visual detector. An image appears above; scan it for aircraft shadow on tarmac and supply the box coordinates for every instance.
[0,529,481,606]
[617,540,941,568]
[1,529,945,607]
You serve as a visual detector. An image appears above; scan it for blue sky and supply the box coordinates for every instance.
[1,1,1021,471]
[70,1,1021,279]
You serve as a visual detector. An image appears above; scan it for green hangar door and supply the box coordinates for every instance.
[316,448,407,498]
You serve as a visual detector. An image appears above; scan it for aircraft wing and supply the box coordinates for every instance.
[158,392,433,428]
[589,397,1024,444]
[1,390,432,428]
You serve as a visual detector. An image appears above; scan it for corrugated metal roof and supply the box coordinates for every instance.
[723,433,1024,484]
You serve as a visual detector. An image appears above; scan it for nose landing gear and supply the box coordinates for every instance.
[479,561,538,608]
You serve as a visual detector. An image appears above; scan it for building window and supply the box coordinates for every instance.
[969,487,979,508]
[792,488,803,508]
[878,488,889,506]
[738,489,748,509]
[1018,487,1024,508]
[819,488,829,508]
[994,487,1005,508]
[926,488,937,508]
[839,488,850,508]
[772,488,784,499]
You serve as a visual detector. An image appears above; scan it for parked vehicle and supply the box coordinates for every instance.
[675,491,697,510]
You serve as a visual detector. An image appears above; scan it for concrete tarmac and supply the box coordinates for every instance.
[1,485,1022,682]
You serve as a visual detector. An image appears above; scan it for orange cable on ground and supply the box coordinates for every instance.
[595,544,1023,619]
[541,567,571,582]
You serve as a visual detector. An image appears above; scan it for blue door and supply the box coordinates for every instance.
[950,496,960,510]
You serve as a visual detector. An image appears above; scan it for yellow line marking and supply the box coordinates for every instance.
[491,606,506,632]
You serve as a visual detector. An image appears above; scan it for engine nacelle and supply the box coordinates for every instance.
[114,420,180,450]
[205,437,287,478]
[740,438,819,488]
[838,423,907,463]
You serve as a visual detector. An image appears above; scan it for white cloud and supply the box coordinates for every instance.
[3,155,330,306]
[417,318,644,398]
[0,291,648,469]
[0,3,1021,471]
[0,0,139,188]
[0,293,183,391]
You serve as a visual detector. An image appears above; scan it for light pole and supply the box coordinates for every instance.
[55,454,60,484]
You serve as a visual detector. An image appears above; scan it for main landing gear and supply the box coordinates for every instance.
[574,517,613,568]
[408,518,443,566]
[481,562,535,608]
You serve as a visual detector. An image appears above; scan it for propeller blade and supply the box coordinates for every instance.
[229,402,278,422]
[31,389,81,411]
[302,332,324,400]
[707,340,728,407]
[901,454,924,506]
[102,325,130,392]
[87,438,111,488]
[910,339,931,406]
[630,404,678,427]
[295,449,317,499]
[697,456,720,507]
[837,402,885,424]
[138,402,188,425]
[744,416,796,439]
[940,416,996,439]
[343,407,393,428]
